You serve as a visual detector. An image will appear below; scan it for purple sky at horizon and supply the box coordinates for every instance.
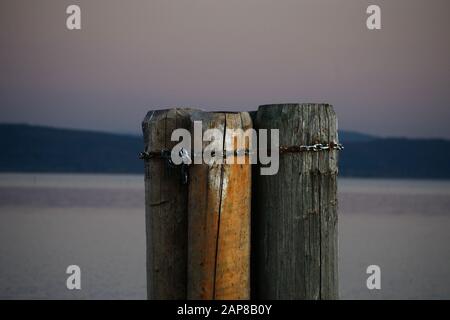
[1,0,449,138]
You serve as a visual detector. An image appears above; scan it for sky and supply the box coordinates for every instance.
[1,0,449,138]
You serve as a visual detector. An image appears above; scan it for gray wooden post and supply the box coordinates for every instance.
[253,103,340,299]
[141,108,197,299]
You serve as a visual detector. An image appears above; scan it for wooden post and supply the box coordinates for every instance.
[253,103,339,299]
[142,108,197,300]
[187,111,252,300]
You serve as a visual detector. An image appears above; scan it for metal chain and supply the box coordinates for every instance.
[139,143,343,184]
[279,142,344,153]
[139,149,191,184]
[139,149,253,161]
[139,143,343,161]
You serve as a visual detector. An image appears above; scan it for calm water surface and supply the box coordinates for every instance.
[0,174,449,299]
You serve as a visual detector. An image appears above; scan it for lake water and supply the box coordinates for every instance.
[0,173,449,299]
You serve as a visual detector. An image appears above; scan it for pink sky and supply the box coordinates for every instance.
[1,0,449,138]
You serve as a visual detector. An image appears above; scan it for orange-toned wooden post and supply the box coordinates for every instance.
[187,111,252,299]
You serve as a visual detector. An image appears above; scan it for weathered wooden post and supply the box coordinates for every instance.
[253,103,341,299]
[187,111,252,299]
[141,108,197,299]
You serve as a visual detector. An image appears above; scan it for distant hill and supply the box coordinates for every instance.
[1,123,449,179]
[0,124,142,174]
[339,138,450,179]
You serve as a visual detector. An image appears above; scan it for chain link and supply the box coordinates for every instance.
[279,142,344,153]
[139,149,190,184]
